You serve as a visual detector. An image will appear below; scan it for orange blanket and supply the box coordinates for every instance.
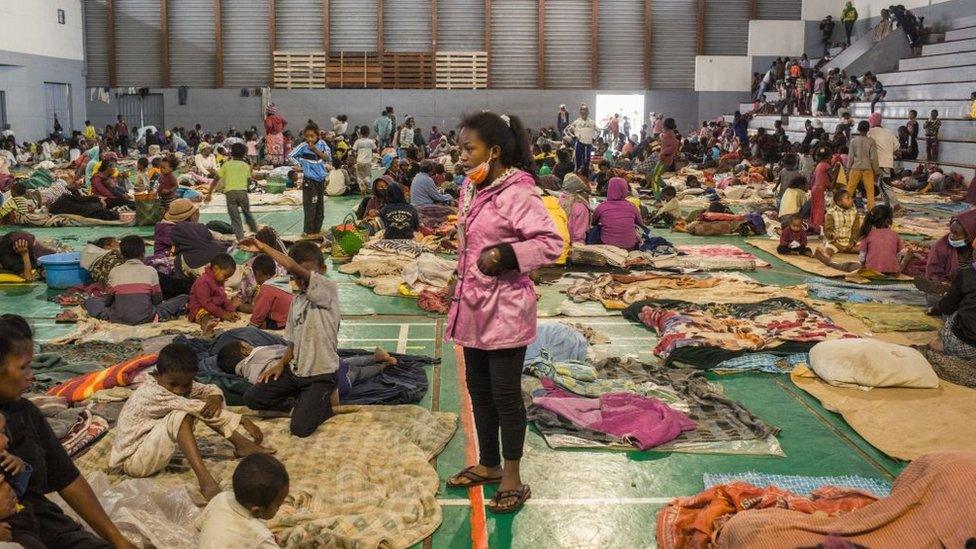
[48,353,157,403]
[656,482,877,549]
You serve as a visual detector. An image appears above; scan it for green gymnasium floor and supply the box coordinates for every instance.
[0,196,907,548]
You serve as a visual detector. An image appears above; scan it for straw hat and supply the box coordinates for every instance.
[164,198,199,222]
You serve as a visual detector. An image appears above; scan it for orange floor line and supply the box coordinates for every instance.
[454,345,488,549]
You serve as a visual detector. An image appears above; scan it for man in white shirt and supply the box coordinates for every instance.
[352,127,377,193]
[867,112,902,209]
[564,103,598,175]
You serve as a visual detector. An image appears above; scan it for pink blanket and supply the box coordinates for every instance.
[533,379,696,450]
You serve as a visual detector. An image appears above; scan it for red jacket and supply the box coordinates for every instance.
[188,267,235,320]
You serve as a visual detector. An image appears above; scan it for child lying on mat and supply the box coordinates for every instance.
[109,343,274,500]
[197,453,288,549]
[217,342,398,406]
[816,204,909,274]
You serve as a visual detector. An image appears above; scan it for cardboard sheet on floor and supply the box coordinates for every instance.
[814,302,937,346]
[74,405,457,549]
[745,238,852,277]
[840,302,943,333]
[791,365,976,461]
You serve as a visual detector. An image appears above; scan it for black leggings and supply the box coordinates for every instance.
[463,346,527,468]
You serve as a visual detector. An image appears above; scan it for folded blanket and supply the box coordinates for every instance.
[47,353,158,403]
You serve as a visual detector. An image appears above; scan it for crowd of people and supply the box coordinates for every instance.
[1,55,976,544]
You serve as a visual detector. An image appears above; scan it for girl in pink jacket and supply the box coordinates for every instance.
[444,112,563,514]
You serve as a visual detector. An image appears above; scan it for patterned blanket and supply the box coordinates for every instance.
[625,298,857,361]
[75,405,457,549]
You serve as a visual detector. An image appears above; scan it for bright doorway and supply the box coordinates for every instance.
[595,94,644,141]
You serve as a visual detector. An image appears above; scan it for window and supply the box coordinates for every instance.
[58,9,66,25]
[0,91,7,131]
[44,83,72,135]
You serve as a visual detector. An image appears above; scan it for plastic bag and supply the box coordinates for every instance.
[51,472,202,549]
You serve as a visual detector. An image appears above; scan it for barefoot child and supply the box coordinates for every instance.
[238,239,341,437]
[197,454,288,549]
[109,343,273,500]
[188,253,240,335]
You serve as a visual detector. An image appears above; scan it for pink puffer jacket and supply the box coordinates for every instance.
[445,170,563,350]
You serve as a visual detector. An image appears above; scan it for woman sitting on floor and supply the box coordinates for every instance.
[591,177,644,251]
[928,251,976,359]
[0,315,138,548]
[379,182,421,240]
[917,210,976,298]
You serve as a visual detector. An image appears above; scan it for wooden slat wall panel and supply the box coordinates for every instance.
[326,52,383,87]
[435,51,488,89]
[273,51,327,88]
[381,53,435,87]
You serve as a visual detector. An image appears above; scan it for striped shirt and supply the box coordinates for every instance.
[106,259,163,325]
[0,196,31,218]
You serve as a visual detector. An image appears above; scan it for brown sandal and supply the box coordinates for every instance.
[487,485,531,514]
[446,466,502,489]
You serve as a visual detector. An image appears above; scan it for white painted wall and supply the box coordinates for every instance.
[802,0,955,22]
[0,0,84,61]
[748,20,806,56]
[695,56,752,92]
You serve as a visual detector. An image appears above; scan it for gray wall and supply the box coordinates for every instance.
[0,50,87,142]
[87,88,722,137]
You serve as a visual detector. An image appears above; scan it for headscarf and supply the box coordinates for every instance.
[560,173,591,218]
[869,112,883,128]
[265,103,279,117]
[606,177,629,201]
[385,181,408,205]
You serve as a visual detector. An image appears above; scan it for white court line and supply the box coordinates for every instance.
[437,497,673,506]
[397,324,410,353]
[341,322,436,327]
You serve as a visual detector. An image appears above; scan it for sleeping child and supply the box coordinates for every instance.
[217,342,398,406]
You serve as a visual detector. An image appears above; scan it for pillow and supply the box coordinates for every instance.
[0,273,27,283]
[808,339,938,389]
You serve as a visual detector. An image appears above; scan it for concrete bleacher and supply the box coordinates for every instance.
[730,17,976,181]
